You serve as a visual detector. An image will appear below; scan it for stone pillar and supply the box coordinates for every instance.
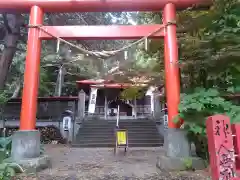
[153,92,161,119]
[10,130,50,171]
[77,90,86,122]
[11,130,40,160]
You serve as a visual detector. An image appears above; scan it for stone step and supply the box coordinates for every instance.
[76,134,161,140]
[82,123,146,125]
[81,127,158,131]
[74,119,163,148]
[78,129,158,134]
[81,125,157,129]
[83,122,157,125]
[78,130,160,134]
[77,138,162,143]
[82,124,157,128]
[71,142,164,148]
[77,134,160,139]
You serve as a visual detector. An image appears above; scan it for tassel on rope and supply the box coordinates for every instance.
[124,51,128,60]
[56,39,60,53]
[144,37,148,51]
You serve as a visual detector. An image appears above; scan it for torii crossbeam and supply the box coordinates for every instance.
[0,0,211,130]
[0,0,211,12]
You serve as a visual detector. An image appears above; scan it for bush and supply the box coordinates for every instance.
[0,136,24,179]
[177,88,240,160]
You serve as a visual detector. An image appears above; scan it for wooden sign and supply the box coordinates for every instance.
[206,115,236,180]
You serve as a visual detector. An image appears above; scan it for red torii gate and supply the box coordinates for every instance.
[0,0,211,130]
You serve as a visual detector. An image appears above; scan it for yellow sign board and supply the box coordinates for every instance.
[117,130,127,145]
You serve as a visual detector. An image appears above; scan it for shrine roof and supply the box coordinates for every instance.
[76,79,147,89]
[91,83,147,89]
[76,79,106,85]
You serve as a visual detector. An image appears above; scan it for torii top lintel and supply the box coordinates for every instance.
[0,0,211,12]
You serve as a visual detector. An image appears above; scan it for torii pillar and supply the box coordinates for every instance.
[0,0,211,170]
[162,3,190,158]
[155,4,206,171]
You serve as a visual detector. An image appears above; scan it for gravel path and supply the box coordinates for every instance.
[17,145,210,180]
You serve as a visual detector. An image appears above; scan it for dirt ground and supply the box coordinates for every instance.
[17,145,210,180]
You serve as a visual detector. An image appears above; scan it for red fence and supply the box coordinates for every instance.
[207,114,240,180]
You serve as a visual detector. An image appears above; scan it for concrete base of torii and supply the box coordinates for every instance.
[7,130,51,173]
[156,128,206,171]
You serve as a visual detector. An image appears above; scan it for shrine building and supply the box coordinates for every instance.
[76,79,166,121]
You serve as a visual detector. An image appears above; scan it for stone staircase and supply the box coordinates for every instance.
[72,118,164,148]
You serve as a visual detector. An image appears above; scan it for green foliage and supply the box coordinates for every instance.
[178,88,240,130]
[120,87,145,100]
[0,137,12,162]
[182,158,193,170]
[175,0,240,161]
[133,0,240,161]
[0,91,7,105]
[178,0,240,91]
[0,136,45,178]
[0,136,24,179]
[134,0,240,90]
[0,136,45,179]
[0,163,24,179]
[176,88,240,159]
[0,165,15,179]
[0,91,8,121]
[0,12,134,97]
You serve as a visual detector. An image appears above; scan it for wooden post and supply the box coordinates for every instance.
[104,94,107,120]
[206,115,236,180]
[231,124,240,171]
[133,97,137,119]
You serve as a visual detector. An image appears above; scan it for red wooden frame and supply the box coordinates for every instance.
[39,25,165,40]
[9,96,78,102]
[232,124,240,171]
[0,0,211,12]
[3,0,211,130]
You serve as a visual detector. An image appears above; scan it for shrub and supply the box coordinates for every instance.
[176,88,240,160]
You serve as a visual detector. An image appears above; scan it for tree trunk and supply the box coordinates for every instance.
[0,14,24,89]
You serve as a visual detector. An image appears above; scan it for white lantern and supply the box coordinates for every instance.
[63,116,71,131]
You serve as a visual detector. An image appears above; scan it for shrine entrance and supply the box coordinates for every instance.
[108,99,133,117]
[2,0,212,170]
